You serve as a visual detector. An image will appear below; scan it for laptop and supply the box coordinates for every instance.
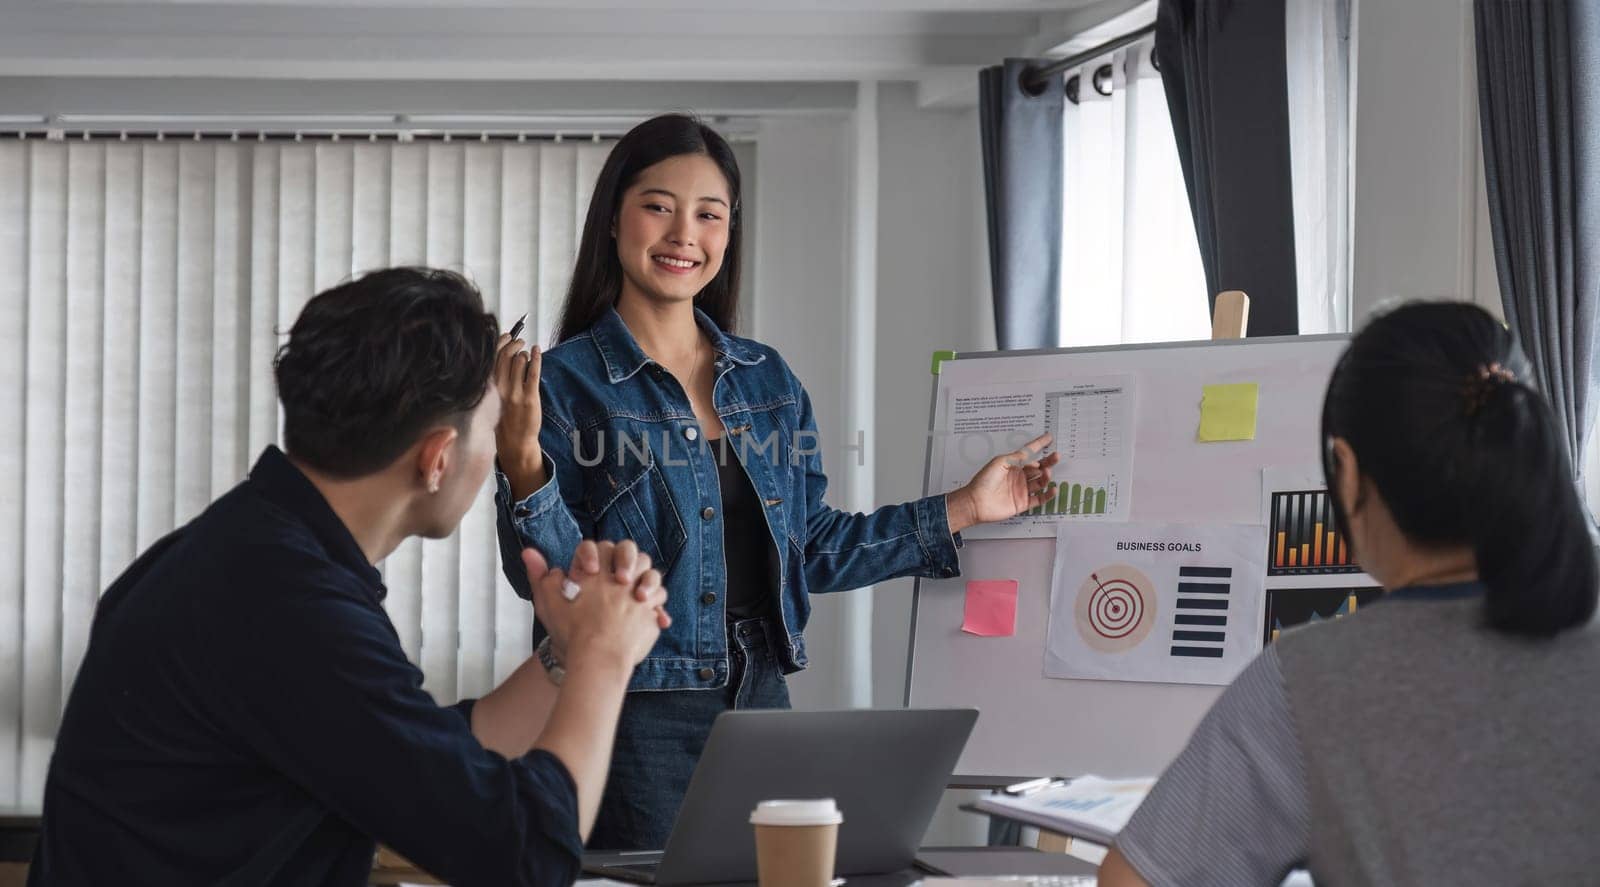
[585,708,979,885]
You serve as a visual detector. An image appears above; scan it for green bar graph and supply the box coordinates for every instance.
[1027,481,1110,516]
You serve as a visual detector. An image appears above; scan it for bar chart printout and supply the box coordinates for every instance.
[1263,586,1384,644]
[941,375,1135,538]
[1024,379,1133,521]
[1268,489,1361,576]
[1032,479,1112,515]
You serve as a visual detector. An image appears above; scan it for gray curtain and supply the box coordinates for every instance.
[1476,0,1600,479]
[1156,0,1300,336]
[980,59,1064,350]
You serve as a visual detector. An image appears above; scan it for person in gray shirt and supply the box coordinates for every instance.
[1099,302,1600,886]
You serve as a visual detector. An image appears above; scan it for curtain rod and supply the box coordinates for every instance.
[0,113,761,142]
[1021,22,1157,93]
[0,130,635,144]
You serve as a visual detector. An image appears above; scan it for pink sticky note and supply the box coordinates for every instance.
[961,579,1019,637]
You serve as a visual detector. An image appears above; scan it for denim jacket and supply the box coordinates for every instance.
[494,307,963,692]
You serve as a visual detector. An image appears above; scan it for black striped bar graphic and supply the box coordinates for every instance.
[1175,598,1228,610]
[1172,565,1231,659]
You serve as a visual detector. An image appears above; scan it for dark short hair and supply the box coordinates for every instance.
[1321,301,1598,636]
[274,267,498,478]
[557,113,743,344]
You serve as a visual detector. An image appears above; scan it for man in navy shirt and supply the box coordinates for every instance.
[28,267,670,886]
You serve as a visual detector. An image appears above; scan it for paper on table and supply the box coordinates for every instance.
[972,776,1155,846]
[961,579,1019,637]
[1198,382,1260,442]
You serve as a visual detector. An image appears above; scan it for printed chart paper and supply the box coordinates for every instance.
[938,376,1136,539]
[1046,522,1267,686]
[972,776,1155,846]
[1259,467,1385,642]
[1263,585,1383,644]
[1261,468,1372,582]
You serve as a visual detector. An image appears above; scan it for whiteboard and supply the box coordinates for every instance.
[905,335,1349,779]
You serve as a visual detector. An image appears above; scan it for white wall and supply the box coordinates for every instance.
[745,83,993,713]
[744,114,857,712]
[744,87,994,720]
[867,83,992,710]
[867,83,996,847]
[738,86,996,844]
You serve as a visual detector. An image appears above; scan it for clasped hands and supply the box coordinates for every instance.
[521,540,672,670]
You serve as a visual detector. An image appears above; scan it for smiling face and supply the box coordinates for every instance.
[612,152,733,308]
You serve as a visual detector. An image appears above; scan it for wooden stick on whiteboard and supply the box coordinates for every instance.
[1037,831,1074,854]
[1211,290,1250,340]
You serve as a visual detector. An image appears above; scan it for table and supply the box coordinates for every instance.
[578,845,1097,886]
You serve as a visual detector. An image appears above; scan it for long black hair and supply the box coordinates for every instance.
[1321,302,1598,636]
[555,114,742,345]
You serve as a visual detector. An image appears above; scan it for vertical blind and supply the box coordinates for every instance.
[0,135,612,809]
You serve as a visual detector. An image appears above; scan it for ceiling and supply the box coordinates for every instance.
[0,0,1134,82]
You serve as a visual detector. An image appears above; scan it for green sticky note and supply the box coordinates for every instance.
[1198,383,1260,442]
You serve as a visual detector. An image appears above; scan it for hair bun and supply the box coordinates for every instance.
[1462,362,1517,417]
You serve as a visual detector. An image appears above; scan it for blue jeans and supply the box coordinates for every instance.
[586,617,793,851]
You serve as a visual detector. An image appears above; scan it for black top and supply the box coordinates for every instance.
[710,437,779,621]
[29,446,582,887]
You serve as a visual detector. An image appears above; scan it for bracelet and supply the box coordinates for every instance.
[536,636,566,686]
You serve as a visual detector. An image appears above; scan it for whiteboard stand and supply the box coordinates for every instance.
[1211,290,1250,340]
[906,330,1350,783]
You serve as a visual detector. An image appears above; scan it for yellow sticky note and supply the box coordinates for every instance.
[1198,383,1260,442]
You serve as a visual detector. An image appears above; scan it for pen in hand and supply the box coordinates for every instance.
[508,312,527,342]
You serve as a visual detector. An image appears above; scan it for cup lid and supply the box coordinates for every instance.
[748,799,843,826]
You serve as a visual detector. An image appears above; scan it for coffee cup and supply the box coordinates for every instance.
[748,798,843,887]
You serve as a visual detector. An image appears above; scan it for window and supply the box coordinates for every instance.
[1059,40,1210,348]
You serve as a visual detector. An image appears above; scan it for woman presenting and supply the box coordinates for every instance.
[493,113,1058,850]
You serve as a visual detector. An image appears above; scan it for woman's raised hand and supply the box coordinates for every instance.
[945,433,1061,534]
[494,332,547,499]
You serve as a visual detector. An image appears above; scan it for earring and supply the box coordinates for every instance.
[428,475,441,494]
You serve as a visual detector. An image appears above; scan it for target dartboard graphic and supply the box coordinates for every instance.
[1074,564,1157,653]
